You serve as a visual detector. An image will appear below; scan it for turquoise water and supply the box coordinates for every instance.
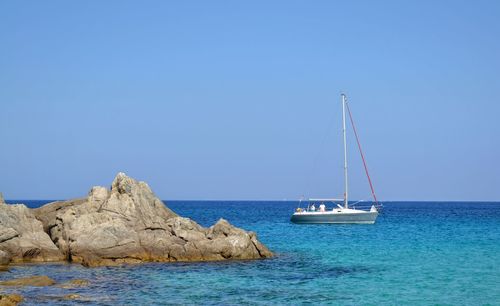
[2,201,499,305]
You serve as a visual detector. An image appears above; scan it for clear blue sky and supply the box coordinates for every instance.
[1,1,499,201]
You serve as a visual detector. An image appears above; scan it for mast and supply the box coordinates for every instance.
[341,94,348,209]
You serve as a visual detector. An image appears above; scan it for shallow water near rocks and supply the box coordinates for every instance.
[2,201,500,305]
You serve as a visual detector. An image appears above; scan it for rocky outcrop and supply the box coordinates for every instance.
[0,196,64,265]
[33,173,272,266]
[0,277,89,304]
[62,294,81,301]
[0,275,55,287]
[56,279,89,289]
[0,294,23,306]
[0,250,11,267]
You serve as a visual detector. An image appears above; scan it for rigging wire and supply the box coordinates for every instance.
[298,96,382,212]
[345,101,379,206]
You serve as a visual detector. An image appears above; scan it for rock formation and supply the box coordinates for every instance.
[33,173,272,266]
[56,279,89,289]
[0,250,10,267]
[0,276,91,305]
[0,293,23,306]
[0,196,64,265]
[0,275,56,287]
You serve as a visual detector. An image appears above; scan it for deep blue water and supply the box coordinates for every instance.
[2,200,500,305]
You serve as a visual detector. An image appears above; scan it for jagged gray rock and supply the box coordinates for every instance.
[0,197,64,264]
[34,173,272,266]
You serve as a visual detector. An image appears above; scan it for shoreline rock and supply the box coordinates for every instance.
[0,275,55,287]
[0,196,64,266]
[0,276,90,304]
[0,294,23,306]
[56,279,89,289]
[0,172,271,267]
[0,251,11,268]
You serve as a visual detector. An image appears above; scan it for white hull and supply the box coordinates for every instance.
[291,210,378,224]
[290,94,381,225]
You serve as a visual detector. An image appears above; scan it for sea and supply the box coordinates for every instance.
[2,200,499,305]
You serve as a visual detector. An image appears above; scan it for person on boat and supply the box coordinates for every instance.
[310,204,316,211]
[319,203,326,212]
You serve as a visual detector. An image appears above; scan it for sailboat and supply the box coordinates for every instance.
[291,94,381,224]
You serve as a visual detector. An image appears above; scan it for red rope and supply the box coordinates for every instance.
[345,102,379,205]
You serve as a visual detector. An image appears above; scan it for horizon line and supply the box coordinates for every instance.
[4,198,500,203]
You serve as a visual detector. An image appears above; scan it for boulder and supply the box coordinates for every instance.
[0,294,23,306]
[0,199,64,263]
[0,250,11,266]
[0,250,11,271]
[0,275,55,287]
[34,172,272,266]
[62,294,81,300]
[56,279,89,289]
